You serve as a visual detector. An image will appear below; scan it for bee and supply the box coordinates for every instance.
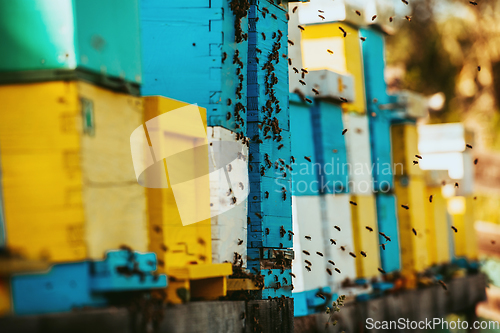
[493,240,497,245]
[286,13,290,21]
[335,268,341,274]
[288,58,292,66]
[360,37,366,42]
[227,188,233,196]
[232,197,237,204]
[405,15,411,21]
[153,225,162,233]
[303,250,310,255]
[283,277,288,284]
[326,268,332,275]
[288,40,294,46]
[380,243,386,250]
[415,154,422,159]
[429,195,433,203]
[349,201,357,206]
[330,239,336,245]
[401,204,409,210]
[305,235,311,240]
[288,230,294,235]
[226,112,231,120]
[291,156,296,163]
[265,228,270,235]
[438,280,447,290]
[334,225,341,231]
[278,144,284,150]
[318,15,325,20]
[274,275,278,281]
[328,260,335,266]
[371,15,377,21]
[271,13,277,19]
[474,158,478,165]
[158,259,165,267]
[412,228,417,236]
[290,272,296,278]
[305,260,312,266]
[469,1,477,5]
[261,32,266,40]
[360,251,367,257]
[478,66,481,71]
[239,182,244,190]
[222,52,227,63]
[389,16,393,22]
[292,6,298,13]
[402,0,409,4]
[378,268,386,274]
[327,49,334,54]
[340,246,346,251]
[312,88,319,95]
[305,98,312,104]
[474,196,477,200]
[265,191,269,199]
[366,226,373,232]
[238,239,243,245]
[339,27,347,37]
[342,129,348,135]
[349,252,356,258]
[293,67,299,74]
[255,212,262,219]
[317,293,325,300]
[299,80,306,86]
[298,25,305,31]
[451,226,458,233]
[466,143,473,149]
[304,156,312,162]
[318,10,324,13]
[355,10,361,16]
[340,97,348,102]
[413,160,419,165]
[160,244,168,252]
[455,183,459,188]
[316,251,324,257]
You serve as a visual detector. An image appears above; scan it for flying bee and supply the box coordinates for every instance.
[226,112,231,120]
[318,15,325,20]
[261,33,266,40]
[355,10,361,16]
[340,97,348,102]
[378,268,386,274]
[286,13,290,21]
[451,226,458,233]
[405,15,411,21]
[255,212,262,218]
[291,156,296,163]
[478,66,481,71]
[366,226,373,232]
[299,80,306,86]
[389,16,393,22]
[274,275,278,281]
[455,182,459,188]
[470,1,478,5]
[288,230,294,235]
[371,15,377,21]
[466,143,473,149]
[305,266,311,272]
[327,49,334,54]
[265,228,270,235]
[413,160,419,165]
[238,239,243,245]
[265,191,269,199]
[160,244,168,252]
[298,25,305,31]
[288,40,294,46]
[317,293,325,300]
[222,52,227,63]
[271,13,277,19]
[429,195,433,203]
[316,251,324,257]
[305,235,311,240]
[293,67,299,74]
[330,239,336,245]
[318,10,324,13]
[401,204,409,210]
[381,243,386,250]
[412,228,417,236]
[340,246,346,251]
[402,0,408,4]
[474,158,478,165]
[349,201,357,206]
[328,260,335,266]
[360,251,367,257]
[339,27,347,37]
[415,155,422,159]
[342,129,348,135]
[278,144,284,150]
[360,37,366,42]
[327,268,332,275]
[305,98,312,104]
[303,250,310,255]
[305,260,312,266]
[288,58,292,66]
[335,268,341,274]
[153,225,162,233]
[292,6,298,13]
[232,197,237,204]
[474,196,477,200]
[290,272,296,278]
[334,226,341,231]
[438,280,447,290]
[305,156,311,162]
[312,88,319,95]
[349,252,356,258]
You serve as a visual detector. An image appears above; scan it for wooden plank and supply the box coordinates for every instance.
[246,299,294,333]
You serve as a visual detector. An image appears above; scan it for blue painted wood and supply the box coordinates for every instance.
[375,193,401,273]
[360,28,393,192]
[140,0,247,134]
[261,268,292,298]
[293,287,334,317]
[246,1,293,299]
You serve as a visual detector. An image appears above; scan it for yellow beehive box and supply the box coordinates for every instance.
[424,187,450,266]
[0,81,148,262]
[394,176,428,273]
[391,123,423,177]
[350,195,381,278]
[448,196,478,260]
[300,22,366,114]
[0,278,10,316]
[142,96,232,303]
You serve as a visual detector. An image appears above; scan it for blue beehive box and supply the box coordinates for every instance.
[375,193,401,273]
[0,0,142,91]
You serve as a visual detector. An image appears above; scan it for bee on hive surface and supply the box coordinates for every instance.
[470,1,478,5]
[402,0,409,4]
[451,226,458,233]
[340,97,348,102]
[299,80,306,86]
[474,158,478,165]
[290,272,296,278]
[429,195,433,203]
[288,58,292,66]
[366,226,373,232]
[255,212,262,218]
[413,160,419,165]
[340,246,346,251]
[293,67,299,73]
[305,98,312,104]
[455,183,459,188]
[478,66,481,71]
[304,156,311,162]
[360,251,367,257]
[389,17,394,22]
[265,228,270,235]
[238,239,243,245]
[405,16,411,21]
[339,27,347,37]
[401,204,409,210]
[412,228,417,236]
[222,52,227,63]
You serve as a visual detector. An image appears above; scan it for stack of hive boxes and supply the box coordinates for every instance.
[0,0,166,315]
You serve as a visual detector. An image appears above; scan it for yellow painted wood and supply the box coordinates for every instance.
[0,82,86,262]
[301,22,366,114]
[0,278,10,316]
[190,276,227,300]
[227,278,261,291]
[424,187,450,266]
[391,124,423,177]
[394,176,429,273]
[78,82,148,259]
[449,196,478,260]
[166,263,232,280]
[350,195,381,278]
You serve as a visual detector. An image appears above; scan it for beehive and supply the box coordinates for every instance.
[0,81,148,262]
[449,196,478,260]
[391,123,424,177]
[424,187,450,266]
[375,193,400,273]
